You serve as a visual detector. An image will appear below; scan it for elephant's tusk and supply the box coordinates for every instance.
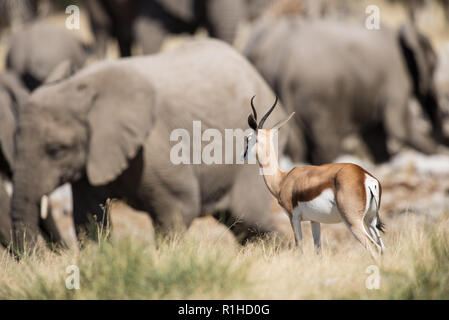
[40,195,49,220]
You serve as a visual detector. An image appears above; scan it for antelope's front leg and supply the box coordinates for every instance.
[291,213,303,254]
[311,221,321,254]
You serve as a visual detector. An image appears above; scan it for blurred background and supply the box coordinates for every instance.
[1,0,449,248]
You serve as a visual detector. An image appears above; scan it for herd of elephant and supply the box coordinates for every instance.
[1,0,448,253]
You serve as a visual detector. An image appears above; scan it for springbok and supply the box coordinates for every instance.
[243,96,385,259]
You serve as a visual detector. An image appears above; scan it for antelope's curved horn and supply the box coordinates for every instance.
[250,95,257,120]
[258,96,278,129]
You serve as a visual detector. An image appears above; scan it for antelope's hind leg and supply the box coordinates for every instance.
[344,215,381,260]
[369,217,385,254]
[335,169,381,260]
[291,212,303,254]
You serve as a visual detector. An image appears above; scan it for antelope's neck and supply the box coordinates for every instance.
[256,134,286,197]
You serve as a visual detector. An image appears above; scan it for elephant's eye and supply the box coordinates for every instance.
[46,143,71,159]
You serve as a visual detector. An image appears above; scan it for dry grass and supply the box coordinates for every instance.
[0,212,447,300]
[0,0,448,300]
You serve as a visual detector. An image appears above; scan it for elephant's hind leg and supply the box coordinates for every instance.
[142,173,201,238]
[227,167,287,244]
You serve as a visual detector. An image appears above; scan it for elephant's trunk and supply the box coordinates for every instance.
[10,169,42,253]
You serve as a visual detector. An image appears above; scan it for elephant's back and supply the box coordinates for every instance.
[129,39,287,131]
[288,20,399,81]
[282,19,406,109]
[7,22,87,81]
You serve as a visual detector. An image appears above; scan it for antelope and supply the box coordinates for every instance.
[243,96,385,259]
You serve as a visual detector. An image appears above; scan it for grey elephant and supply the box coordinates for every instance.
[0,71,65,249]
[245,18,447,164]
[0,0,47,31]
[6,21,89,91]
[243,0,274,21]
[436,46,449,122]
[10,39,294,251]
[85,0,243,57]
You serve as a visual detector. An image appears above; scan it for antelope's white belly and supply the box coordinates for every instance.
[293,188,342,224]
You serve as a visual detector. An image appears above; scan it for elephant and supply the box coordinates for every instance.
[0,175,12,248]
[243,0,352,22]
[243,0,274,21]
[10,39,295,251]
[244,18,448,164]
[0,0,44,32]
[6,21,90,91]
[436,46,449,117]
[0,71,65,249]
[85,0,243,57]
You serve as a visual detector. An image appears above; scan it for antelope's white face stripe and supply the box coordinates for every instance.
[243,131,257,161]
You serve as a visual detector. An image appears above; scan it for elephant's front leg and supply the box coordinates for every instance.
[205,0,242,44]
[71,177,111,242]
[140,171,201,238]
[39,208,68,249]
[307,109,345,164]
[384,98,439,154]
[133,16,168,55]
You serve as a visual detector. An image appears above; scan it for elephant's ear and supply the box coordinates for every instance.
[0,72,29,169]
[0,96,15,169]
[86,69,157,186]
[44,60,75,85]
[398,23,435,97]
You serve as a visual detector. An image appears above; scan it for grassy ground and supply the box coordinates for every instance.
[1,212,447,299]
[0,0,448,300]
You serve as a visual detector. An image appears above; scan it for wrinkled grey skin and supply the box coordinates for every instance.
[0,71,64,249]
[6,22,89,91]
[245,18,447,164]
[85,0,243,57]
[436,48,449,120]
[84,0,135,58]
[0,0,40,31]
[10,39,293,250]
[243,0,273,21]
[0,176,12,248]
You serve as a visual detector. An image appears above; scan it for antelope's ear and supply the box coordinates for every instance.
[248,114,258,130]
[272,112,295,130]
